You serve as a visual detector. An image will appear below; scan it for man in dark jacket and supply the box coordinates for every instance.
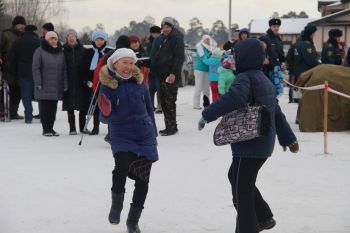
[9,25,40,123]
[321,29,343,65]
[266,18,285,65]
[148,26,162,113]
[198,38,298,233]
[347,47,350,66]
[62,29,90,135]
[0,16,26,120]
[153,17,185,136]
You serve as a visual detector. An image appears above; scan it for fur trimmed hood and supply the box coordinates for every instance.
[99,65,144,90]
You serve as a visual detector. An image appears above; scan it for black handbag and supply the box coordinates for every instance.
[213,77,271,146]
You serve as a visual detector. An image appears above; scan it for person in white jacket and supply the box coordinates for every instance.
[193,35,216,109]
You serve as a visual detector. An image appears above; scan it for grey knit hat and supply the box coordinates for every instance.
[65,29,78,38]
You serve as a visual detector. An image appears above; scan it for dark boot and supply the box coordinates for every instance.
[109,192,124,225]
[89,115,100,135]
[68,112,76,134]
[126,205,142,233]
[203,95,210,108]
[259,218,276,232]
[79,114,90,134]
[104,133,111,144]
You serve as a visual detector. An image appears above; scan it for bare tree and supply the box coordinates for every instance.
[4,0,65,25]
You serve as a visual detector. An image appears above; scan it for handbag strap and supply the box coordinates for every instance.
[247,74,256,106]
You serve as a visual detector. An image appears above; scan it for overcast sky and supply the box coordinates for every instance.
[61,0,321,33]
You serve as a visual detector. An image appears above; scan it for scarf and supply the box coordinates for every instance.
[90,46,107,71]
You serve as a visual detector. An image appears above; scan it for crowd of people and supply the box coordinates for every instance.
[0,14,349,233]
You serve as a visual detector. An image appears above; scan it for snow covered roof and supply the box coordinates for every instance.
[311,8,350,24]
[249,18,315,35]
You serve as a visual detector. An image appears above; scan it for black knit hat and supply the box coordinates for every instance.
[150,26,161,34]
[42,22,54,31]
[304,24,317,36]
[12,16,26,26]
[269,18,281,26]
[115,35,130,49]
[24,25,38,32]
[329,29,343,38]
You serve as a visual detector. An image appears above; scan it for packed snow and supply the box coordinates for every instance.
[1,86,350,233]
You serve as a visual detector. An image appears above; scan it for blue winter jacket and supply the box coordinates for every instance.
[203,55,220,82]
[98,65,158,161]
[203,39,297,158]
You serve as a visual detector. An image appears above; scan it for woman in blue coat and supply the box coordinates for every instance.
[198,39,299,233]
[98,48,158,233]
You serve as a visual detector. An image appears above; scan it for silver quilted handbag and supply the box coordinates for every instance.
[213,76,271,146]
[213,105,270,146]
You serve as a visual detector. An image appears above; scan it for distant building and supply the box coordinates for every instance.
[249,1,350,51]
[312,0,350,50]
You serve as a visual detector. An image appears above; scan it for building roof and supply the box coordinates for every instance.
[311,8,350,24]
[249,18,315,34]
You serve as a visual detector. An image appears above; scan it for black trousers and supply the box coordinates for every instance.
[9,83,21,117]
[159,82,178,131]
[112,152,149,209]
[228,157,273,233]
[39,100,58,134]
[67,110,87,132]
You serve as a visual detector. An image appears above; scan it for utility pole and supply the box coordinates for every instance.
[228,0,232,41]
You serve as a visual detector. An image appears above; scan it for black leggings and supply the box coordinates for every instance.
[112,152,149,209]
[228,157,273,233]
[39,100,58,134]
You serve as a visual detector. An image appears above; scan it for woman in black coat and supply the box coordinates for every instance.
[62,29,90,135]
[82,30,112,135]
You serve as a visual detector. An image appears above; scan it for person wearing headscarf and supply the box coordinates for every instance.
[193,35,216,109]
[62,29,90,135]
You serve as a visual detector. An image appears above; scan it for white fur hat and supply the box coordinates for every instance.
[107,48,138,70]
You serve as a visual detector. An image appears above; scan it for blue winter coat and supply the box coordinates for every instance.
[202,55,220,82]
[202,39,296,158]
[98,65,158,161]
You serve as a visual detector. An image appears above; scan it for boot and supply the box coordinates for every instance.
[89,115,100,135]
[79,117,90,134]
[109,192,124,225]
[126,205,142,233]
[68,112,77,135]
[203,95,210,108]
[259,217,276,232]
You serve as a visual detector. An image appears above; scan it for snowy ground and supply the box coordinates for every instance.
[1,86,350,233]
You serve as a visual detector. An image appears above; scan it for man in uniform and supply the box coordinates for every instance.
[321,29,343,65]
[295,24,320,124]
[266,18,285,66]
